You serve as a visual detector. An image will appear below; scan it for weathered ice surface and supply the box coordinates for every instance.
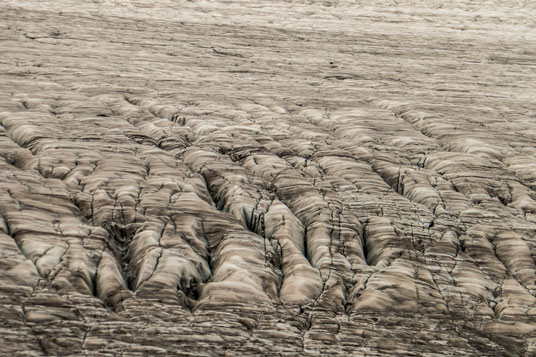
[1,0,536,355]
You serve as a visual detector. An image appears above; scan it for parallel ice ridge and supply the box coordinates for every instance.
[1,0,536,355]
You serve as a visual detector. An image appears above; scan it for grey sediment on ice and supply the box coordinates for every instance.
[1,0,536,355]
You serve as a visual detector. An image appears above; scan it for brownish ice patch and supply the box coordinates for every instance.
[1,0,536,355]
